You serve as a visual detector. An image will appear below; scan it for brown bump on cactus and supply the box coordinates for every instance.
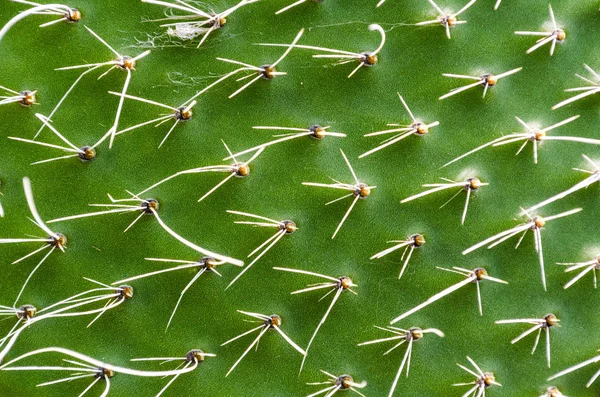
[496,313,561,368]
[303,149,376,239]
[440,67,522,100]
[273,266,357,372]
[111,255,235,331]
[358,325,443,396]
[515,5,566,56]
[217,28,304,99]
[226,210,299,289]
[108,91,198,148]
[463,208,582,291]
[360,93,439,158]
[46,192,160,233]
[306,370,367,396]
[453,356,501,396]
[401,176,488,225]
[415,0,477,39]
[371,233,426,279]
[142,0,258,48]
[223,125,346,161]
[222,310,305,377]
[0,2,83,43]
[390,267,508,324]
[256,24,385,79]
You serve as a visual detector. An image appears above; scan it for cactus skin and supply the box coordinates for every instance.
[0,0,600,395]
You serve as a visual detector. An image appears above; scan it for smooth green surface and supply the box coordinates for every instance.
[0,0,599,395]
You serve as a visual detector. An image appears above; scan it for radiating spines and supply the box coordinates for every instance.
[130,348,215,395]
[310,23,386,78]
[360,93,439,158]
[453,356,501,397]
[463,208,582,291]
[50,26,150,148]
[12,358,113,396]
[0,85,37,107]
[416,0,477,39]
[553,64,600,110]
[0,346,210,395]
[303,149,375,239]
[225,210,297,289]
[0,1,596,392]
[390,267,507,324]
[0,303,37,322]
[0,279,134,363]
[111,256,227,331]
[222,310,305,376]
[524,155,600,214]
[257,24,386,78]
[114,256,227,285]
[401,177,487,225]
[274,266,356,373]
[33,278,134,325]
[442,115,588,167]
[558,254,600,289]
[223,124,345,160]
[0,304,37,354]
[216,28,304,98]
[440,67,522,100]
[9,113,110,165]
[202,143,265,202]
[108,91,197,147]
[35,36,150,140]
[142,0,258,48]
[515,5,565,56]
[306,370,367,397]
[495,313,560,367]
[370,234,425,280]
[358,325,443,396]
[47,191,159,233]
[0,1,81,42]
[549,351,600,388]
[135,140,264,201]
[0,178,66,307]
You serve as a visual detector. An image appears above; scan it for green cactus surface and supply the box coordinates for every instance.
[1,0,600,396]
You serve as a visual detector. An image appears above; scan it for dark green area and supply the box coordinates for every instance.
[0,0,599,395]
